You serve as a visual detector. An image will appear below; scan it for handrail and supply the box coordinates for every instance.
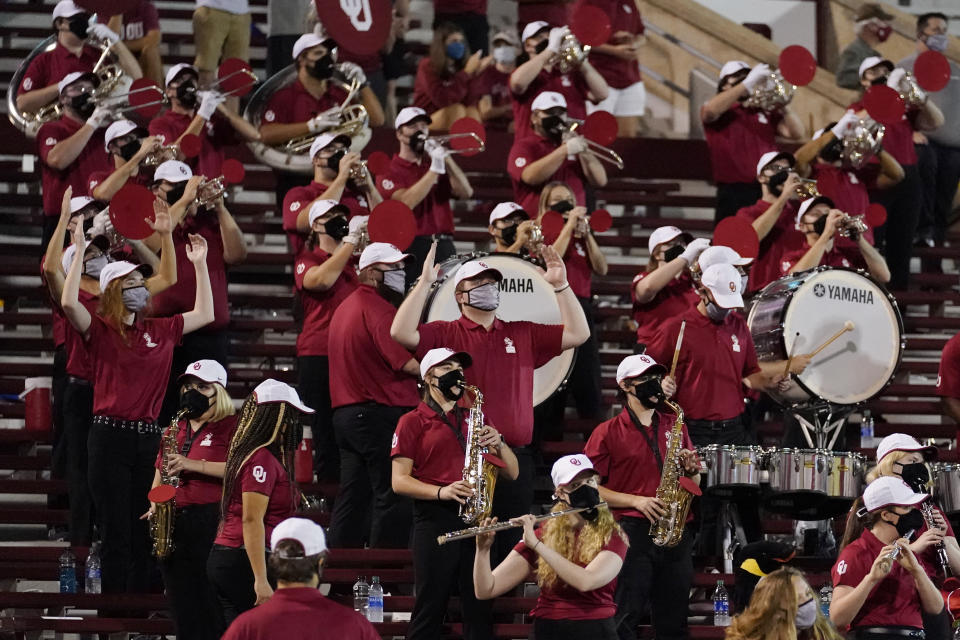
[643,22,722,70]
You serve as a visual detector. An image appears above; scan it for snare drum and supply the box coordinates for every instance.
[934,463,960,516]
[824,451,865,499]
[698,445,765,497]
[423,253,576,406]
[765,448,863,518]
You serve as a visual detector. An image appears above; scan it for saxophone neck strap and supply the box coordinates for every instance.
[427,398,466,452]
[627,407,662,471]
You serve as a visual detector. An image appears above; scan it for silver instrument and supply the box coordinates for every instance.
[743,69,796,113]
[560,119,625,169]
[552,32,590,74]
[841,118,886,170]
[437,503,607,545]
[698,445,765,497]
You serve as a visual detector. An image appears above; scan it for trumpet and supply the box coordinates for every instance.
[893,71,927,109]
[526,220,545,254]
[141,141,181,167]
[835,213,868,238]
[796,178,820,199]
[348,159,372,183]
[436,502,608,545]
[552,32,591,74]
[423,132,486,156]
[841,118,885,169]
[742,69,796,113]
[194,175,227,209]
[560,120,625,169]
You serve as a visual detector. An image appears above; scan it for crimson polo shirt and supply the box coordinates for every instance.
[65,288,99,380]
[937,333,960,399]
[153,414,237,506]
[86,167,152,198]
[581,0,644,89]
[119,0,160,41]
[378,154,454,236]
[646,306,761,422]
[849,99,919,167]
[511,67,592,141]
[282,180,371,255]
[391,401,470,487]
[779,242,867,276]
[562,237,593,298]
[734,198,804,294]
[702,104,781,184]
[214,447,296,548]
[416,316,564,447]
[17,42,100,95]
[630,271,698,346]
[262,78,347,125]
[38,117,110,215]
[584,408,694,520]
[222,587,380,640]
[832,527,924,630]
[327,285,419,409]
[86,314,184,421]
[467,65,511,113]
[148,110,239,179]
[413,58,471,113]
[293,246,358,357]
[434,0,486,13]
[514,527,628,620]
[508,135,587,214]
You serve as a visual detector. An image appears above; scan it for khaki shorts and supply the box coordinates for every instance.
[192,6,251,71]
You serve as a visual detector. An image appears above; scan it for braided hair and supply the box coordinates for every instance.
[219,394,305,525]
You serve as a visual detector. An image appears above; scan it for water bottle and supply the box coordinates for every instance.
[353,576,369,618]
[860,410,876,448]
[713,579,730,626]
[367,576,384,623]
[819,585,833,617]
[85,542,102,594]
[59,548,77,594]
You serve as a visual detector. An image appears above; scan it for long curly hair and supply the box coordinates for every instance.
[535,501,626,590]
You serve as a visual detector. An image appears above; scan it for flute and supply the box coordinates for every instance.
[879,529,915,573]
[436,503,608,545]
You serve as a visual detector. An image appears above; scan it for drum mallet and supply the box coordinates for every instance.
[808,321,856,358]
[783,331,800,377]
[669,321,686,378]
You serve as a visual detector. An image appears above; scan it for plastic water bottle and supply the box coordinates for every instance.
[59,548,77,594]
[819,585,833,617]
[85,542,102,594]
[353,576,369,618]
[367,576,384,622]
[861,410,876,448]
[713,579,730,626]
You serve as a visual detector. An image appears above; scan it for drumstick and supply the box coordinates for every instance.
[669,321,686,378]
[783,331,800,377]
[808,321,855,358]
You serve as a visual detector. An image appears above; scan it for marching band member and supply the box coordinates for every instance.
[584,354,697,640]
[378,107,473,283]
[508,91,607,214]
[207,380,313,626]
[391,347,518,640]
[145,359,237,640]
[470,30,518,130]
[222,517,380,640]
[937,332,960,425]
[488,201,536,255]
[696,246,753,294]
[15,0,141,115]
[106,1,163,85]
[60,213,213,593]
[413,22,483,130]
[88,119,162,200]
[294,200,362,483]
[727,567,843,640]
[631,226,708,352]
[327,243,419,549]
[473,454,627,640]
[782,196,891,283]
[509,22,609,140]
[701,60,804,222]
[831,477,946,635]
[282,133,382,255]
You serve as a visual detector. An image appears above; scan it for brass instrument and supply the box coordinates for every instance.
[437,503,609,545]
[650,398,697,548]
[552,32,591,74]
[424,132,486,156]
[895,71,927,109]
[458,385,498,525]
[195,175,227,209]
[841,118,885,169]
[796,178,820,199]
[351,216,370,256]
[742,69,796,113]
[141,142,181,168]
[560,119,625,169]
[836,213,868,238]
[526,221,545,253]
[151,407,189,559]
[348,159,372,183]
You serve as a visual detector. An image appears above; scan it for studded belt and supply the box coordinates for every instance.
[92,415,162,435]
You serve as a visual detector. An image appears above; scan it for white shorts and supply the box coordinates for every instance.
[587,81,646,117]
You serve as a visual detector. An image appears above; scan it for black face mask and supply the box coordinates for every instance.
[67,14,90,39]
[663,245,685,263]
[409,130,427,154]
[176,81,198,109]
[534,39,548,55]
[899,463,931,492]
[309,54,335,80]
[166,182,187,205]
[891,509,925,538]
[179,389,212,419]
[767,170,790,197]
[870,75,889,87]
[552,200,575,214]
[812,215,827,235]
[326,148,346,173]
[435,369,465,401]
[630,378,665,410]
[70,92,95,119]
[501,223,519,246]
[118,139,140,162]
[541,115,564,142]
[324,215,348,241]
[820,138,843,163]
[568,484,601,521]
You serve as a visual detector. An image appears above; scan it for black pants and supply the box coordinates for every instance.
[50,346,68,480]
[434,12,489,56]
[87,421,160,593]
[568,298,602,419]
[160,503,224,640]
[534,617,617,640]
[918,141,960,249]
[714,182,761,224]
[405,235,457,288]
[328,403,412,548]
[63,381,94,546]
[297,355,337,482]
[158,330,229,429]
[409,500,493,640]
[875,163,921,291]
[266,34,298,78]
[207,544,266,628]
[491,448,534,562]
[614,517,693,640]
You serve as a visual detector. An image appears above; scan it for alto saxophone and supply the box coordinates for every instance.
[458,385,499,525]
[650,399,699,547]
[150,408,188,559]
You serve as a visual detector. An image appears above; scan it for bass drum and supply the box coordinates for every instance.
[423,254,575,406]
[747,267,903,407]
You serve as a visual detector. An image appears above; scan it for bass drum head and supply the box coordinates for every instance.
[424,254,575,406]
[782,268,903,405]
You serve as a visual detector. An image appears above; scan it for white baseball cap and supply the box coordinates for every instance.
[755,151,795,177]
[719,60,750,80]
[104,120,139,152]
[165,63,198,88]
[488,202,528,225]
[531,91,566,112]
[795,196,835,226]
[253,379,314,414]
[52,0,85,19]
[453,260,503,289]
[292,33,328,60]
[699,246,752,271]
[616,354,666,383]
[701,263,744,309]
[69,196,96,215]
[153,160,192,184]
[876,433,938,464]
[308,132,351,159]
[58,71,97,94]
[99,260,152,291]
[271,517,328,557]
[648,225,692,255]
[521,21,550,42]
[551,454,598,488]
[863,476,928,512]
[395,106,432,129]
[492,30,518,46]
[60,235,110,273]
[307,199,349,226]
[358,242,410,271]
[858,56,894,79]
[177,359,228,387]
[419,347,473,380]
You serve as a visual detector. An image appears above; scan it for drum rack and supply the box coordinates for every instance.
[792,403,854,450]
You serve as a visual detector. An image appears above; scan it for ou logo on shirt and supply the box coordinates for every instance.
[252,465,267,483]
[391,432,398,449]
[836,560,847,576]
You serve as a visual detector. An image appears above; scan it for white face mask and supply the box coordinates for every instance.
[492,46,515,64]
[796,599,818,629]
[382,269,406,295]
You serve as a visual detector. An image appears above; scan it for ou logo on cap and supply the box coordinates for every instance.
[193,362,202,370]
[728,281,737,292]
[570,458,581,466]
[639,355,652,363]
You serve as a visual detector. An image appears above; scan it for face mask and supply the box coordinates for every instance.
[540,115,564,142]
[118,139,140,162]
[870,74,889,87]
[892,508,924,538]
[534,39,548,55]
[309,54,335,80]
[67,14,90,39]
[630,377,665,410]
[500,223,519,246]
[740,274,749,294]
[409,130,426,154]
[820,138,843,163]
[121,285,150,312]
[176,81,198,109]
[464,282,500,311]
[663,244,685,263]
[766,170,790,197]
[876,25,892,42]
[166,182,187,205]
[924,33,949,52]
[705,301,731,323]
[898,462,931,492]
[445,41,466,61]
[326,148,345,173]
[796,599,818,630]
[492,46,515,64]
[435,369,465,401]
[83,254,108,279]
[812,215,827,235]
[179,388,212,419]
[567,484,601,521]
[323,216,348,241]
[70,92,95,119]
[382,269,406,295]
[552,200,575,214]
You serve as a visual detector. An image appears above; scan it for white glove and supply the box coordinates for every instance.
[742,63,770,92]
[88,23,120,45]
[89,209,112,238]
[547,27,569,54]
[86,106,111,129]
[307,108,341,134]
[680,238,711,264]
[428,143,447,175]
[886,68,906,90]
[565,136,587,155]
[343,214,367,245]
[197,91,225,120]
[831,110,860,138]
[338,61,367,86]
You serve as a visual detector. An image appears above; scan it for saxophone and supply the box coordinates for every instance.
[650,399,699,547]
[149,408,188,559]
[458,385,499,525]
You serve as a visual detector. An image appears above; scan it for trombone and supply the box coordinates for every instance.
[423,132,486,155]
[560,120,624,170]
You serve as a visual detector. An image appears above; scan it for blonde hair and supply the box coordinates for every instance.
[537,181,574,218]
[207,384,236,423]
[866,450,925,483]
[535,501,626,590]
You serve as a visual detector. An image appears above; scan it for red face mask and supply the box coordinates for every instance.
[875,24,892,42]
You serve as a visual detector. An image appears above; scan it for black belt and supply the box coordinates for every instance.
[92,415,161,435]
[66,376,91,386]
[853,627,925,639]
[686,416,744,431]
[421,233,454,241]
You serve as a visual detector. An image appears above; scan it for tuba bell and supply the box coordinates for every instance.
[742,69,795,113]
[841,118,885,169]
